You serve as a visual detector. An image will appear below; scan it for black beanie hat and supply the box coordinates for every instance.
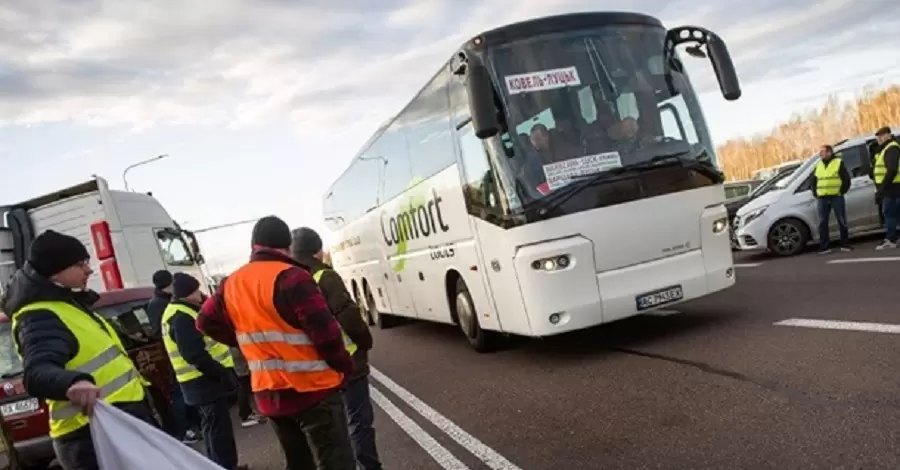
[28,230,91,278]
[172,272,200,299]
[152,270,173,290]
[251,215,292,249]
[290,227,323,259]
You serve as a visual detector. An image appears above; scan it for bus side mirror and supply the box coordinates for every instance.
[466,64,500,139]
[706,34,741,101]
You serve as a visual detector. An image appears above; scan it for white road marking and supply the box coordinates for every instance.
[826,256,900,264]
[370,367,523,470]
[774,318,900,334]
[734,263,761,268]
[370,386,470,470]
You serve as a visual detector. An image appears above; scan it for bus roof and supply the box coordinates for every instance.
[473,11,662,47]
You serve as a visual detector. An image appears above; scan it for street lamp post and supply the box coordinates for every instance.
[123,154,169,191]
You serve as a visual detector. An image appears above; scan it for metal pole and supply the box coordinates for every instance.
[122,154,168,191]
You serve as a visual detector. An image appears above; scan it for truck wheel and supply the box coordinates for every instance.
[453,278,499,353]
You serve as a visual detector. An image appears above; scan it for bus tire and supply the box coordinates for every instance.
[453,278,498,353]
[364,285,380,327]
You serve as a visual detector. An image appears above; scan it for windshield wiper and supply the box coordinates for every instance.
[528,150,724,219]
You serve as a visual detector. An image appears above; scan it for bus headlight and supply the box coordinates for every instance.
[531,254,572,271]
[712,217,728,234]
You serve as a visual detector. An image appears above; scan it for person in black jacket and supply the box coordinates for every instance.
[873,127,900,249]
[164,273,244,470]
[5,230,156,470]
[810,144,852,254]
[291,227,382,470]
[146,269,200,444]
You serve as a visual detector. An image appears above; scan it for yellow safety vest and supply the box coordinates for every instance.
[160,303,234,383]
[11,301,146,439]
[814,157,843,196]
[873,141,900,185]
[311,269,358,355]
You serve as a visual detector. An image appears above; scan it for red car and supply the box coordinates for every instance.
[0,287,175,470]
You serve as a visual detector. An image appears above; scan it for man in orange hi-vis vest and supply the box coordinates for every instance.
[197,215,357,470]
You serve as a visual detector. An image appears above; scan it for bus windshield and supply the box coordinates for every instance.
[487,24,717,209]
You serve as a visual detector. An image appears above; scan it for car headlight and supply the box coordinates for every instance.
[741,205,768,226]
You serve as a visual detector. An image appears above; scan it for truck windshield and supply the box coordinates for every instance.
[487,24,717,210]
[0,322,23,378]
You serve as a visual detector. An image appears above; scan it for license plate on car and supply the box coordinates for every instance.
[0,398,39,417]
[636,285,684,311]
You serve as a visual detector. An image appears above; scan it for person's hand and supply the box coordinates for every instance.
[66,380,101,416]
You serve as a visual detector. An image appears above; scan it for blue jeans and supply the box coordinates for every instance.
[343,377,383,470]
[883,196,900,242]
[817,196,849,250]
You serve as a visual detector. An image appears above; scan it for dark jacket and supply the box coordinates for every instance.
[146,289,171,338]
[197,249,354,416]
[297,255,373,382]
[811,157,851,198]
[164,299,236,406]
[875,140,900,198]
[3,264,148,437]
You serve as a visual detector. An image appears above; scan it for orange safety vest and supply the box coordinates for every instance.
[223,260,343,393]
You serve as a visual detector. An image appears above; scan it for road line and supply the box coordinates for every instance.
[826,257,900,264]
[774,318,900,334]
[734,263,761,268]
[370,367,523,470]
[370,385,470,470]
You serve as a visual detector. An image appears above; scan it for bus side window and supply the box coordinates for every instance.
[457,122,499,213]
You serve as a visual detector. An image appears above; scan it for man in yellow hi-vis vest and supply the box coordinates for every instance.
[1,230,154,470]
[873,126,900,250]
[291,227,383,470]
[811,144,852,254]
[161,273,246,470]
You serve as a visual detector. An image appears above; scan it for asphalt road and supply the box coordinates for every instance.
[233,236,900,470]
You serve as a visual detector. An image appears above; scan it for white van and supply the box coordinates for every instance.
[733,130,895,256]
[0,176,209,294]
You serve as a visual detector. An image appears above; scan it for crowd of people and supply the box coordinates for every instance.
[3,215,383,470]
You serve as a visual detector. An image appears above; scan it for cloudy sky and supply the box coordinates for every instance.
[1,0,897,272]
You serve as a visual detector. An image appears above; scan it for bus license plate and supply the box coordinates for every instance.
[0,398,39,417]
[636,285,684,311]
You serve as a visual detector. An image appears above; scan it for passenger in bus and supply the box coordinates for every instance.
[529,123,581,163]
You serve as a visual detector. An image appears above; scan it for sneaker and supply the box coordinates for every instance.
[817,248,832,255]
[875,240,897,251]
[839,246,852,252]
[181,429,201,444]
[241,413,266,428]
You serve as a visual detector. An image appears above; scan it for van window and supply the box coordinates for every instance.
[835,144,869,177]
[156,230,194,266]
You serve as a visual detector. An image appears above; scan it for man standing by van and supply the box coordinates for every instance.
[811,144,852,254]
[873,126,900,250]
[291,227,382,470]
[5,230,154,470]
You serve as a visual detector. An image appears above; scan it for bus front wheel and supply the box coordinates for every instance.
[453,278,498,353]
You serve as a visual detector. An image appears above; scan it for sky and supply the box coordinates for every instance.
[1,0,898,273]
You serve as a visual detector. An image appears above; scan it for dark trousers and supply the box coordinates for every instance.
[817,196,849,249]
[236,374,253,420]
[343,377,383,470]
[884,196,900,242]
[269,390,357,470]
[169,380,200,437]
[197,398,239,470]
[53,401,156,470]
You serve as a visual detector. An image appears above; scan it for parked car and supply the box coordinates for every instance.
[733,129,895,256]
[726,163,805,249]
[0,287,174,470]
[724,179,763,203]
[750,158,806,181]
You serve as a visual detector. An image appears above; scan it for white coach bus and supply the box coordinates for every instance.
[322,12,742,351]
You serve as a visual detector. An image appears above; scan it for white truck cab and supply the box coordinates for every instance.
[0,177,208,294]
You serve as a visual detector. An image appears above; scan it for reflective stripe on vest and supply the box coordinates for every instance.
[874,141,900,185]
[223,261,343,393]
[161,303,235,383]
[310,269,358,356]
[11,301,145,438]
[814,157,843,196]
